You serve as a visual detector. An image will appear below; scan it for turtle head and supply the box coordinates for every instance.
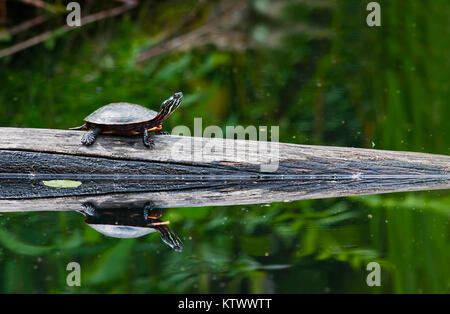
[153,92,183,124]
[161,92,183,113]
[173,91,183,100]
[156,224,183,252]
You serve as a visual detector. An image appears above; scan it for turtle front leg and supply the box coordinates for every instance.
[155,127,170,136]
[81,127,102,145]
[143,202,163,219]
[149,124,168,135]
[143,128,155,148]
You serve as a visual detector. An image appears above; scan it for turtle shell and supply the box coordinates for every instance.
[84,102,158,125]
[88,224,157,238]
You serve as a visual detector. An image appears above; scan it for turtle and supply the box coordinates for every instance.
[78,202,183,252]
[71,92,183,148]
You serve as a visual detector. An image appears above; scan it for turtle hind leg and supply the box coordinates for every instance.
[143,128,155,148]
[81,127,102,145]
[79,202,98,216]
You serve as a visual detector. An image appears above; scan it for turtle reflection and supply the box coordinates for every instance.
[78,202,183,252]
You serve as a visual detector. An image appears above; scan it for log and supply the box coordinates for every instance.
[0,127,448,212]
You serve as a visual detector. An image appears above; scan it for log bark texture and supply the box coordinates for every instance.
[0,127,448,212]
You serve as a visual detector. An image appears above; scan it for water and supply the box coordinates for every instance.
[0,188,448,293]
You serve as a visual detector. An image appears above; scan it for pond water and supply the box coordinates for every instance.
[0,0,449,293]
[0,189,448,293]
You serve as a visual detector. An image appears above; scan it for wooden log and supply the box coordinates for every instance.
[0,127,448,212]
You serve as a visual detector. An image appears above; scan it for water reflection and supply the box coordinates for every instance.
[78,201,183,252]
[0,190,448,293]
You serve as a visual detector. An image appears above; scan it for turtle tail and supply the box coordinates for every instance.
[70,124,88,130]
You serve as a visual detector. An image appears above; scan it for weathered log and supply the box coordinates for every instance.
[0,127,448,211]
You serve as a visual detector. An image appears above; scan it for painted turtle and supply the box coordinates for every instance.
[79,202,183,252]
[71,92,183,147]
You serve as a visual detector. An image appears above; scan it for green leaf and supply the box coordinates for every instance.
[240,235,271,257]
[42,180,82,188]
[84,240,135,285]
[154,54,192,82]
[0,228,53,256]
[176,206,210,220]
